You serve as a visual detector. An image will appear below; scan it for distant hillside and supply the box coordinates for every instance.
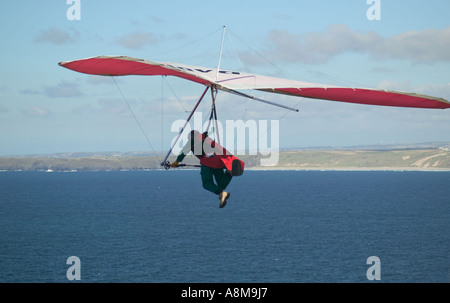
[0,155,160,171]
[271,148,450,170]
[1,147,449,171]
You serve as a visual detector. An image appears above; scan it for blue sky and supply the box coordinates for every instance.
[1,0,449,156]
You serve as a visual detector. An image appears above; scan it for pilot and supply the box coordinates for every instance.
[171,130,233,208]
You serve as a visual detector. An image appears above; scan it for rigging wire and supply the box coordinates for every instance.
[226,29,246,74]
[161,76,164,160]
[148,27,223,60]
[227,30,288,79]
[148,27,225,68]
[227,29,367,88]
[161,76,189,113]
[216,26,227,81]
[112,77,162,164]
[225,29,253,123]
[113,27,303,167]
[211,29,305,156]
[221,29,279,151]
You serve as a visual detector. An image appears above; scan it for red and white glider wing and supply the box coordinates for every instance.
[59,56,450,109]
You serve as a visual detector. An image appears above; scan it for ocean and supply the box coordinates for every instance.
[0,170,448,283]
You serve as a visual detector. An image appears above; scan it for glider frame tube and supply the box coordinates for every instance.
[223,88,299,112]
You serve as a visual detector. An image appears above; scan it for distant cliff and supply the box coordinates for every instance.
[1,148,448,171]
[271,148,449,170]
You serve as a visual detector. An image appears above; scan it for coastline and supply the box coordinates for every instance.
[1,147,448,172]
[246,166,450,172]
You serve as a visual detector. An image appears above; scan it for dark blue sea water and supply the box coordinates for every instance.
[0,170,448,283]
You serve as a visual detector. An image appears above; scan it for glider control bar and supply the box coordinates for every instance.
[160,86,210,167]
[163,161,201,170]
[223,88,299,112]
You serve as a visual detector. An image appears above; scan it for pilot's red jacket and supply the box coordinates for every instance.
[176,132,244,174]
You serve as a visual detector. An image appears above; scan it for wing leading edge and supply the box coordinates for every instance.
[59,56,450,109]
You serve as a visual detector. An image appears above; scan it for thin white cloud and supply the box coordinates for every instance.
[20,82,82,98]
[70,98,132,116]
[0,104,9,113]
[116,32,159,49]
[34,27,79,44]
[147,15,165,24]
[264,24,381,64]
[262,25,450,64]
[20,88,41,95]
[371,67,395,74]
[22,106,53,117]
[376,80,450,101]
[71,104,96,115]
[86,75,116,85]
[44,82,82,98]
[373,27,450,63]
[97,98,130,116]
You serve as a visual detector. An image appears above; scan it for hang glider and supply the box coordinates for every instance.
[59,55,450,109]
